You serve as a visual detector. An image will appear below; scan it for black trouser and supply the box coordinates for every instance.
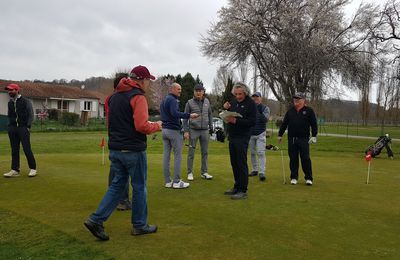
[288,137,312,181]
[108,169,129,204]
[229,137,250,192]
[8,126,36,171]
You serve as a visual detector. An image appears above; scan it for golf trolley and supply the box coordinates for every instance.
[365,134,394,159]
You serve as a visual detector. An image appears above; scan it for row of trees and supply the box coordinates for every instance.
[200,0,400,125]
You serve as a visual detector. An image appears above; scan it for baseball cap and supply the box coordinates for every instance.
[194,84,205,91]
[251,91,261,97]
[130,65,156,80]
[5,83,20,91]
[292,92,306,99]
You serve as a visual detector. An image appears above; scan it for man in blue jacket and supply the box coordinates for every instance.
[160,83,198,189]
[248,92,270,181]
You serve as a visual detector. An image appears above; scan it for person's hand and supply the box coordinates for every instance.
[278,136,282,143]
[226,116,236,124]
[184,132,189,140]
[209,128,214,135]
[190,113,199,119]
[309,137,317,144]
[223,101,231,109]
[156,121,162,130]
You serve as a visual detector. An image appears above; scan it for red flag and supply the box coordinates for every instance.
[100,137,105,148]
[365,151,372,162]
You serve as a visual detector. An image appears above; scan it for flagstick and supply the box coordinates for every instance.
[102,146,105,165]
[281,150,286,184]
[366,160,371,184]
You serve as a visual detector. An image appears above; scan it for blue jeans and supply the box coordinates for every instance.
[89,150,148,229]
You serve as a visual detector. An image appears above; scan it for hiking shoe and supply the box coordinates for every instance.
[165,181,173,188]
[201,173,213,180]
[187,172,194,181]
[249,171,258,177]
[132,224,157,236]
[173,180,190,189]
[116,202,131,211]
[224,188,238,195]
[259,174,266,181]
[84,219,109,241]
[231,192,248,200]
[290,179,298,185]
[4,170,20,178]
[306,180,313,186]
[28,169,37,177]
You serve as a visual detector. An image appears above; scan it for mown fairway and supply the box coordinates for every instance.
[0,132,399,259]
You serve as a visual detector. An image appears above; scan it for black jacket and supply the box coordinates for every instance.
[227,96,257,139]
[7,96,34,128]
[278,106,318,138]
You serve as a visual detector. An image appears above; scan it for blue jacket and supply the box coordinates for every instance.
[251,103,270,136]
[160,93,190,130]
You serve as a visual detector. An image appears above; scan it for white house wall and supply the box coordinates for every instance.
[0,92,8,115]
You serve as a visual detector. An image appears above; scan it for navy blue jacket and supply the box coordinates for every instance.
[251,103,270,136]
[8,96,34,128]
[160,93,190,130]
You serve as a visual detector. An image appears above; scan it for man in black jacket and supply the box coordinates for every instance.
[3,83,37,178]
[223,82,257,199]
[278,92,317,185]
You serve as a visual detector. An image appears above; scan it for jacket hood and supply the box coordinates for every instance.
[116,78,145,93]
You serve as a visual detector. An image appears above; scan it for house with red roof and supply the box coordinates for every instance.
[0,80,106,120]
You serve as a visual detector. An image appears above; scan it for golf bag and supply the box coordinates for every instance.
[265,144,279,151]
[365,134,394,158]
[215,127,225,143]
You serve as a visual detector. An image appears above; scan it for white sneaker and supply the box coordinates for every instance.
[201,173,213,180]
[173,180,190,189]
[290,179,298,185]
[165,181,173,188]
[187,173,194,181]
[306,180,313,186]
[28,169,37,177]
[4,170,20,178]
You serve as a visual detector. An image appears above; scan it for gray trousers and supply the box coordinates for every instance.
[162,128,183,183]
[187,129,209,174]
[249,132,266,175]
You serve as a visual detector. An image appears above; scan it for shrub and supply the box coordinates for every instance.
[47,109,60,120]
[60,112,79,126]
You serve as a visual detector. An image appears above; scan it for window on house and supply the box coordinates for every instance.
[57,100,68,111]
[84,101,92,111]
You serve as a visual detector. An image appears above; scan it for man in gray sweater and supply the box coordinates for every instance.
[183,84,213,181]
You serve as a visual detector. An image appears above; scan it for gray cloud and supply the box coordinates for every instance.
[0,0,226,88]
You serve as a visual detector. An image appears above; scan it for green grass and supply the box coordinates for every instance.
[0,132,399,259]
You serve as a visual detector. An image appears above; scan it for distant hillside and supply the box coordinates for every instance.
[264,98,380,122]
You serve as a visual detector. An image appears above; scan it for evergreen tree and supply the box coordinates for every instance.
[176,72,196,111]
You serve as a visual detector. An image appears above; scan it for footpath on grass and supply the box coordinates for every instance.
[269,129,400,142]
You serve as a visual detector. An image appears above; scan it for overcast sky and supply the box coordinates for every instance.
[1,0,372,100]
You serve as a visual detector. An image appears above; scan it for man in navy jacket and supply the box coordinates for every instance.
[160,83,198,189]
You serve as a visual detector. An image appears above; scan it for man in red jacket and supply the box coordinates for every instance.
[84,65,162,240]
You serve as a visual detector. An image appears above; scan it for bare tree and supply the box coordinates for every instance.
[201,0,380,106]
[212,65,235,95]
